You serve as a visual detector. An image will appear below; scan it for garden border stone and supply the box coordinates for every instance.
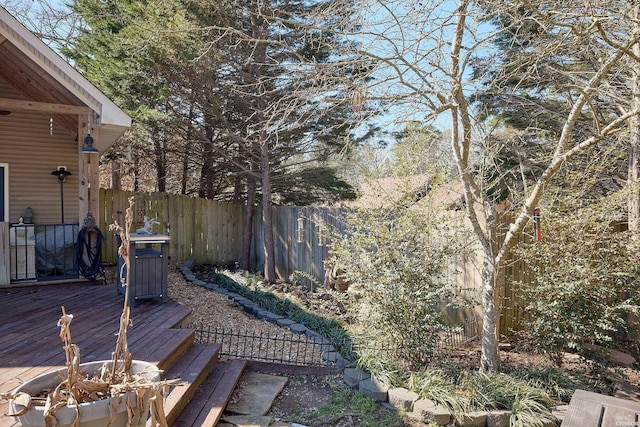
[413,398,452,425]
[275,318,295,328]
[458,410,489,427]
[343,368,370,388]
[289,323,308,334]
[358,377,389,401]
[486,410,511,427]
[388,387,419,411]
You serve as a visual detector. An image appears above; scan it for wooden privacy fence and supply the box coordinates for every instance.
[99,189,243,266]
[494,211,530,334]
[97,189,529,335]
[252,206,347,286]
[98,190,345,284]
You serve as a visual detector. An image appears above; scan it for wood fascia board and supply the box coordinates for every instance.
[0,10,100,109]
[0,8,131,134]
[0,98,92,114]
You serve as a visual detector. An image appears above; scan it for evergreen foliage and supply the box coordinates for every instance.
[61,0,364,203]
[513,194,640,366]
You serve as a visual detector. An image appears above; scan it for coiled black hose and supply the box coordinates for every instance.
[76,225,104,280]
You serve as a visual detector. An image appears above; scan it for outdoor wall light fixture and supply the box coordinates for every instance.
[81,134,99,153]
[51,166,71,223]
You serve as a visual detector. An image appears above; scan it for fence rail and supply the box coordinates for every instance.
[188,315,480,368]
[190,325,339,367]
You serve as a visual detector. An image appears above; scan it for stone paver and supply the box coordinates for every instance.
[412,398,452,425]
[388,387,419,411]
[359,377,389,401]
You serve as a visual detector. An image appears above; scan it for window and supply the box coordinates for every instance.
[0,163,7,222]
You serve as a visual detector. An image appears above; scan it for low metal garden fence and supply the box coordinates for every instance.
[190,324,338,367]
[187,316,479,368]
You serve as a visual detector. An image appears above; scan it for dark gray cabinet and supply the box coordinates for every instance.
[117,233,170,305]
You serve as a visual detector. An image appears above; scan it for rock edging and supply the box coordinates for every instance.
[178,261,567,427]
[343,365,567,426]
[178,260,350,368]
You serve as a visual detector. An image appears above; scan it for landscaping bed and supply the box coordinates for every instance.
[181,264,640,426]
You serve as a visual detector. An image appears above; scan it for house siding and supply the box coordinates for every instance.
[0,79,79,225]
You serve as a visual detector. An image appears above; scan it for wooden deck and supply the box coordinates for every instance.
[0,282,193,426]
[562,389,640,427]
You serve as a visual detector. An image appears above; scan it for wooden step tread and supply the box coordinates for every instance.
[561,389,640,427]
[160,343,222,426]
[172,359,247,427]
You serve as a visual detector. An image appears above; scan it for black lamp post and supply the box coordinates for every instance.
[51,167,71,223]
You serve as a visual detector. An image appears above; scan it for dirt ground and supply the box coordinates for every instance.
[264,372,419,427]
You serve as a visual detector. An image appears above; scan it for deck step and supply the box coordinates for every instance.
[158,343,222,426]
[151,329,196,372]
[172,359,247,427]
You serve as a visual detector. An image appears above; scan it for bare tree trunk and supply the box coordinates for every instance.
[233,174,243,204]
[240,165,257,271]
[623,7,640,341]
[480,251,500,372]
[182,105,196,195]
[133,155,140,192]
[154,135,166,192]
[260,130,277,282]
[199,128,215,199]
[245,1,277,282]
[111,159,122,190]
[181,148,189,195]
[449,0,500,372]
[629,8,640,238]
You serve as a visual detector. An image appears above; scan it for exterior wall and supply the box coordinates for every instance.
[0,80,79,225]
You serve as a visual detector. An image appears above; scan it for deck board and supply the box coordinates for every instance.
[562,389,640,427]
[0,282,192,427]
[160,343,222,426]
[173,359,247,427]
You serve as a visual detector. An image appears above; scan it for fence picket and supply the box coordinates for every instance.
[98,189,527,334]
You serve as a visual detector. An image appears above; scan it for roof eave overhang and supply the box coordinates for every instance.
[0,7,131,151]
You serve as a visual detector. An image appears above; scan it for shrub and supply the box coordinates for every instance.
[513,195,640,366]
[329,188,473,370]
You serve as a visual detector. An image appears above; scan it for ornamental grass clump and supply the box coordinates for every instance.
[406,367,557,426]
[4,197,175,427]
